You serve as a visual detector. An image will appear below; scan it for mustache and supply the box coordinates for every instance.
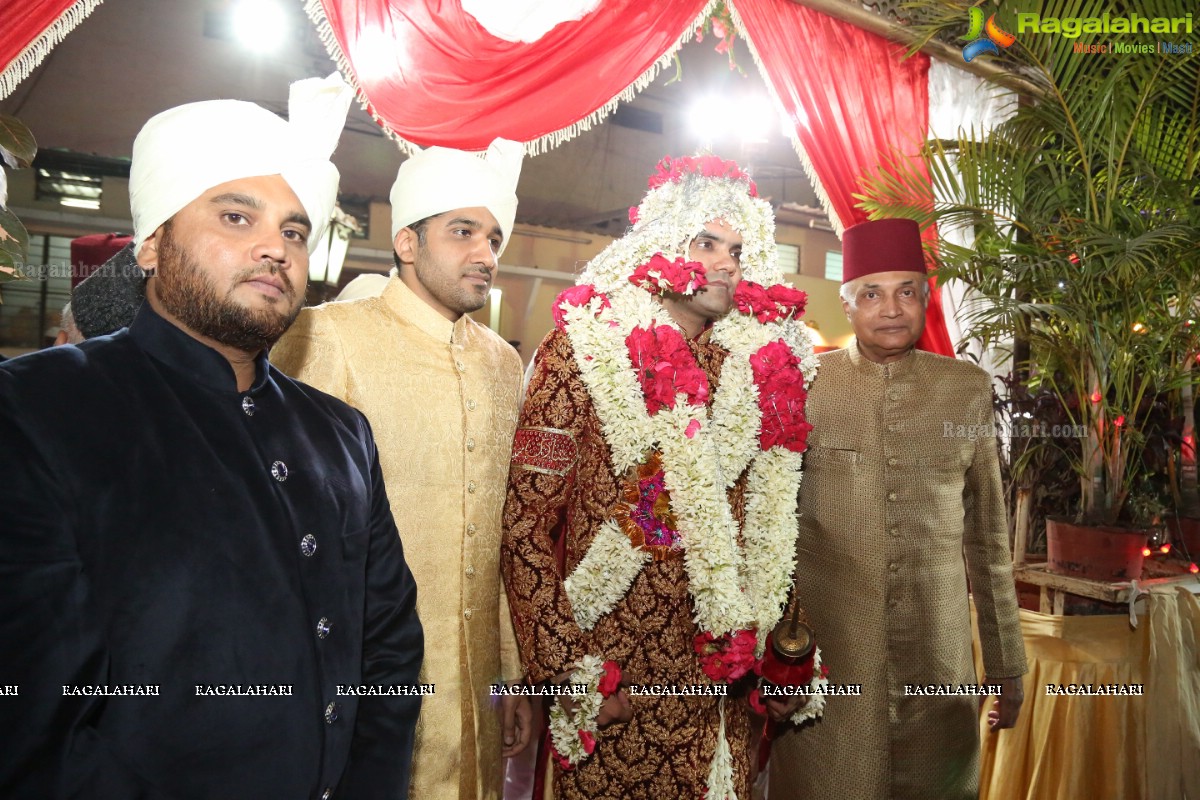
[238,263,296,296]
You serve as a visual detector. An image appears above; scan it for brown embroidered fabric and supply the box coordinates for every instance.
[501,328,758,799]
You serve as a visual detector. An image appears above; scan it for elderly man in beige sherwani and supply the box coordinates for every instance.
[771,218,1028,800]
[272,139,531,800]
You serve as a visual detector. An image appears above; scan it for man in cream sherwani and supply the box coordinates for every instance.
[272,140,532,800]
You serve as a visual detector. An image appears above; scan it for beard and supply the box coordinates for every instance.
[154,227,302,353]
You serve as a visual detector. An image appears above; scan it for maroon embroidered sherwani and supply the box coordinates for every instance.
[501,329,757,799]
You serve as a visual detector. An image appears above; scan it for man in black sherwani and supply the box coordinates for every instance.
[0,74,423,799]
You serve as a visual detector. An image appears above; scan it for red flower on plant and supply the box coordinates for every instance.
[598,660,622,697]
[630,253,708,296]
[750,340,812,453]
[734,281,808,323]
[553,284,610,331]
[694,629,759,683]
[647,155,757,197]
[626,324,710,415]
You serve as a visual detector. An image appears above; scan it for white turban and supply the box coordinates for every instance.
[129,73,354,255]
[389,138,524,256]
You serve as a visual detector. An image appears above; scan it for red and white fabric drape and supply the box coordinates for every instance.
[307,0,710,152]
[0,0,102,100]
[306,0,954,355]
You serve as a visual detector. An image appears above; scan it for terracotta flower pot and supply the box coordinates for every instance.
[1045,517,1149,581]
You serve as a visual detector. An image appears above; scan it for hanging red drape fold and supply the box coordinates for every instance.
[314,0,708,149]
[733,0,954,356]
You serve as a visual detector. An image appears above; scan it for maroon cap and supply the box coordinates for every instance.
[70,233,133,289]
[841,218,925,284]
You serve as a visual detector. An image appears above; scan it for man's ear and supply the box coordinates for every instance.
[394,228,418,267]
[135,230,161,274]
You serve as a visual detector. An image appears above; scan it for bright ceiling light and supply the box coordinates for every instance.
[689,94,779,146]
[354,27,409,82]
[231,0,290,52]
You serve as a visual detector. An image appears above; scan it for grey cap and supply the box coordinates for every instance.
[72,244,145,339]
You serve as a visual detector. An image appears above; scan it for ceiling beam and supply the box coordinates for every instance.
[785,0,1043,98]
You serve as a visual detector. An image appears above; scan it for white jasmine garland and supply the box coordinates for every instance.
[706,699,737,800]
[787,646,829,725]
[565,520,651,630]
[547,655,607,768]
[739,448,804,655]
[561,284,817,640]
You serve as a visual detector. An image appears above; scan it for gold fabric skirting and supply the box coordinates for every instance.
[971,588,1200,800]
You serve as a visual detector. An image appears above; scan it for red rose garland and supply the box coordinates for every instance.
[629,253,708,296]
[694,629,759,683]
[553,285,610,332]
[733,281,808,323]
[647,155,758,197]
[625,323,711,415]
[750,340,813,453]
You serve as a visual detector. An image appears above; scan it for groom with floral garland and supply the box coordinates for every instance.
[501,156,825,799]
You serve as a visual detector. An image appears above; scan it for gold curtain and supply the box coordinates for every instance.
[971,588,1200,799]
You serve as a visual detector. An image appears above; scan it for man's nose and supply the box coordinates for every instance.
[709,249,736,274]
[472,239,498,269]
[251,228,287,265]
[880,293,903,316]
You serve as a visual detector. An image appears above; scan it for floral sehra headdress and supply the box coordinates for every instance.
[580,155,780,294]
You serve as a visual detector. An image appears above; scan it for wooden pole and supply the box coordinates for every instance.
[784,0,1043,99]
[1013,486,1031,566]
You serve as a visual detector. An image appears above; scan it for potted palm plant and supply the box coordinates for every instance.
[857,0,1200,580]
